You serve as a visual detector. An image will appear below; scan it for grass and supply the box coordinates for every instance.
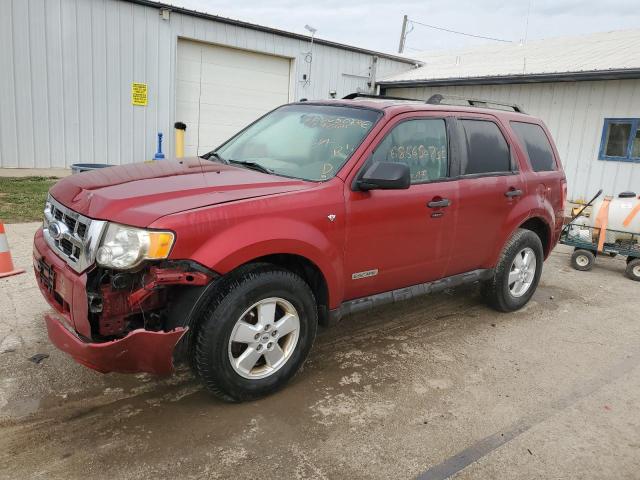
[0,177,58,223]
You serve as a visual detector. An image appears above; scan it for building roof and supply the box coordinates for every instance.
[123,0,418,64]
[379,29,640,87]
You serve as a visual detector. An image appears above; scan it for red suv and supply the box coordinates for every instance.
[33,94,566,401]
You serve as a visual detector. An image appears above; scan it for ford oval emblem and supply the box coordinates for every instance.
[48,221,64,240]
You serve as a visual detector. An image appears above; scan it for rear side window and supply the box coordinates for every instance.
[511,122,557,172]
[460,119,511,175]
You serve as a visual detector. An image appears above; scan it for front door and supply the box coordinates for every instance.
[343,113,459,301]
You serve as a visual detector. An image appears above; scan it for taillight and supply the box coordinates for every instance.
[561,179,567,209]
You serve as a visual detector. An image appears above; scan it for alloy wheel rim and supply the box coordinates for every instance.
[508,247,537,297]
[228,297,300,379]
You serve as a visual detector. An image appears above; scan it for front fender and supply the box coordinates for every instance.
[189,218,344,308]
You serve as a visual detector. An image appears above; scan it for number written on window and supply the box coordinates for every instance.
[371,119,448,184]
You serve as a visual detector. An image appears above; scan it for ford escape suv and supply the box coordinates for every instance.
[33,94,566,401]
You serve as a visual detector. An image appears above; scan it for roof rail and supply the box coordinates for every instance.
[342,93,424,102]
[426,94,526,113]
[343,92,526,114]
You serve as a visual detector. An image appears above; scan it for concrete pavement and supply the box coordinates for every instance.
[1,222,639,479]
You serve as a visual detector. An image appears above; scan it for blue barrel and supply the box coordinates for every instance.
[71,163,111,174]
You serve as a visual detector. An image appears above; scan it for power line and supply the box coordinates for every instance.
[522,0,532,45]
[408,18,513,44]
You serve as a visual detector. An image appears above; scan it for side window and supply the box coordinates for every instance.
[511,121,557,172]
[460,119,511,175]
[371,119,448,184]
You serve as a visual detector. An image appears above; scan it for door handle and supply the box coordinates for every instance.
[505,189,523,198]
[428,198,451,208]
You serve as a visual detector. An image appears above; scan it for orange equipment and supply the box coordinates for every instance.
[0,222,25,278]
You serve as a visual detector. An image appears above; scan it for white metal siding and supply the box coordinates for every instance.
[387,81,640,201]
[0,0,412,169]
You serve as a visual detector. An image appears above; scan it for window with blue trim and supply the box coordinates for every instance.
[599,118,640,162]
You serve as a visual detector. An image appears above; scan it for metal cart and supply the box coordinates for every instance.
[560,190,640,281]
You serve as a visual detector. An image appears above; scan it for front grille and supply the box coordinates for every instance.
[63,215,77,233]
[60,238,74,256]
[43,196,107,273]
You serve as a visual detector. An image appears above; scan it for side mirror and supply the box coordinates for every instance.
[355,162,411,191]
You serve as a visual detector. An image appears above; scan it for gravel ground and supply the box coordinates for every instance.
[1,222,639,479]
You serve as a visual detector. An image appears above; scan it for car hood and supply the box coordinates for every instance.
[49,158,313,226]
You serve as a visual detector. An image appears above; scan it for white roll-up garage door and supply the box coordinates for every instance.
[176,39,291,156]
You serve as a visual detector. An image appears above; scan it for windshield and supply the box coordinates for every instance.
[212,104,381,181]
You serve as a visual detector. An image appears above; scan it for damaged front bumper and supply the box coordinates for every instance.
[44,311,186,375]
[33,227,212,375]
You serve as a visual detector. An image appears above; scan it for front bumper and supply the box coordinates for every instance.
[34,227,186,375]
[45,311,185,375]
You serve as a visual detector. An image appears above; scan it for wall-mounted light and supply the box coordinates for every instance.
[160,8,171,20]
[301,24,317,87]
[329,90,337,98]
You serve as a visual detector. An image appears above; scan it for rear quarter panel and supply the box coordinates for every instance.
[496,115,566,261]
[506,117,566,252]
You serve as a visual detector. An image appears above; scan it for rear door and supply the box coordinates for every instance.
[446,115,525,275]
[343,112,459,300]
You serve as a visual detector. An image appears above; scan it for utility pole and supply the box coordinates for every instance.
[368,56,378,93]
[398,15,408,54]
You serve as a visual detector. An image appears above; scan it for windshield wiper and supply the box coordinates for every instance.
[201,151,229,164]
[228,159,273,175]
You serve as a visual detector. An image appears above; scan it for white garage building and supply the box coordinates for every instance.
[378,30,640,202]
[0,0,415,168]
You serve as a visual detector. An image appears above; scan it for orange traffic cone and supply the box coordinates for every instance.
[0,222,25,279]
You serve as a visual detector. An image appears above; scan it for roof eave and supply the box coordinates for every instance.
[378,68,640,87]
[123,0,419,64]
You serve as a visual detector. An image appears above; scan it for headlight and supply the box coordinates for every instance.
[96,223,174,270]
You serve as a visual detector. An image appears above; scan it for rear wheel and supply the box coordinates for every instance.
[193,267,317,402]
[625,259,640,282]
[571,249,595,272]
[482,228,544,312]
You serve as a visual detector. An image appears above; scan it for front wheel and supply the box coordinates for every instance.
[482,228,544,312]
[193,267,317,402]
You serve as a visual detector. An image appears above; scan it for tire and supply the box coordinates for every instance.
[625,259,640,282]
[194,266,317,402]
[571,249,595,272]
[482,228,544,312]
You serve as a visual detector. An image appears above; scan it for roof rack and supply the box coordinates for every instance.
[426,94,526,113]
[342,93,424,102]
[342,92,526,114]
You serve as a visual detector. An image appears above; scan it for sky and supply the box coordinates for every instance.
[167,0,640,56]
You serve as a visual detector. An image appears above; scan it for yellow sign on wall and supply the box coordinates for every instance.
[131,82,148,106]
